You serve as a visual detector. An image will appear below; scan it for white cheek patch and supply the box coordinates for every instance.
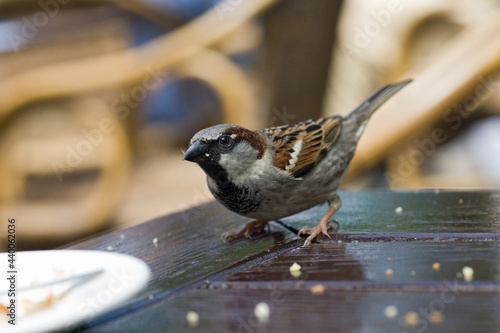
[219,146,268,186]
[219,153,247,182]
[287,140,303,170]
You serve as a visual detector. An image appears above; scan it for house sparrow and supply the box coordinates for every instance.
[184,80,412,245]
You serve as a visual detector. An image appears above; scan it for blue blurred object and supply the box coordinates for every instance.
[126,0,225,131]
[129,0,257,133]
[144,78,222,138]
[141,0,220,19]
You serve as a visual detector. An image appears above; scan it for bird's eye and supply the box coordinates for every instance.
[218,135,234,148]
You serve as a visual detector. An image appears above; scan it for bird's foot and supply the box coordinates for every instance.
[221,220,269,242]
[298,219,337,246]
[298,203,340,246]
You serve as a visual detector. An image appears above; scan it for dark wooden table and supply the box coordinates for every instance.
[67,190,500,332]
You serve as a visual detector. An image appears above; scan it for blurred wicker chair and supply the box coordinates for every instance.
[0,0,279,244]
[324,4,500,186]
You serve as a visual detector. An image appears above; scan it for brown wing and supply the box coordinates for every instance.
[259,116,342,178]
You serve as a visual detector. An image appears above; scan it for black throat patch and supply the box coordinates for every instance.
[200,161,261,215]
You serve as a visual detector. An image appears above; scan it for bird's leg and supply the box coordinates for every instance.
[221,220,269,242]
[298,194,342,246]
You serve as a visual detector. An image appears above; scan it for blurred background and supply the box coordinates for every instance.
[1,0,500,250]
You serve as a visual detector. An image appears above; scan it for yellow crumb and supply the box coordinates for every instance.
[404,311,419,327]
[290,262,302,277]
[310,284,325,295]
[429,311,444,324]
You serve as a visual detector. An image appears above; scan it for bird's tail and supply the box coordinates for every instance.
[346,79,412,129]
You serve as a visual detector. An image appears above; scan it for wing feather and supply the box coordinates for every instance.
[259,116,342,178]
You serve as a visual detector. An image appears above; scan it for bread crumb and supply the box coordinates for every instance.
[384,305,398,318]
[290,262,302,277]
[120,234,125,239]
[395,207,403,214]
[152,237,158,247]
[458,198,463,204]
[186,311,199,327]
[432,262,440,271]
[462,266,474,282]
[106,246,113,251]
[429,311,444,324]
[385,269,393,277]
[404,311,419,326]
[310,284,325,295]
[290,262,301,272]
[254,302,270,323]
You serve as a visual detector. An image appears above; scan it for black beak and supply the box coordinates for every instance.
[183,140,209,163]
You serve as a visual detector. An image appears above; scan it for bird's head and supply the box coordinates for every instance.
[183,124,268,184]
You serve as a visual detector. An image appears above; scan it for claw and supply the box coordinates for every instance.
[221,220,268,243]
[244,229,252,239]
[297,221,335,246]
[322,229,331,238]
[221,232,236,243]
[297,227,313,236]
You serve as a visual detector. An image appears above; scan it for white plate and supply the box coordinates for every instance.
[0,250,151,333]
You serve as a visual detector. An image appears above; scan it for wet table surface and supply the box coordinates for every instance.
[66,190,500,333]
